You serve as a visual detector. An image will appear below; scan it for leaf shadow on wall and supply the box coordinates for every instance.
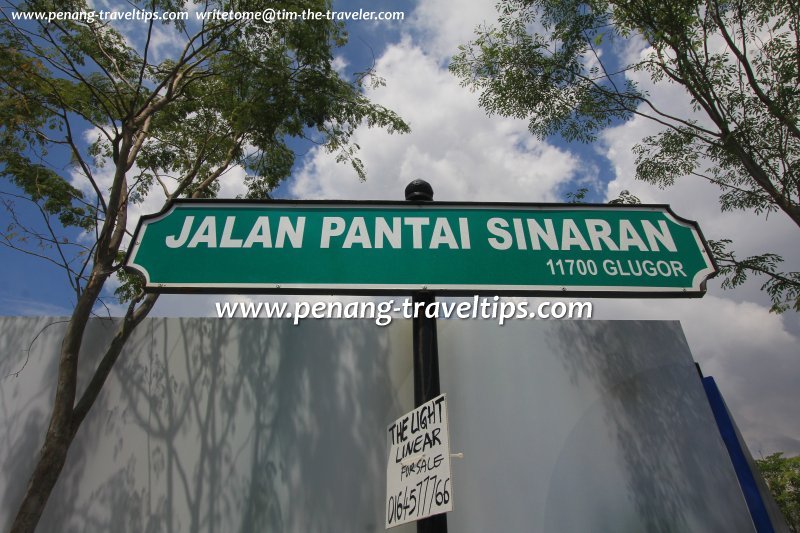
[543,320,748,533]
[23,315,406,533]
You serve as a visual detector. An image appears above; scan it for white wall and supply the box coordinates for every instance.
[0,317,754,532]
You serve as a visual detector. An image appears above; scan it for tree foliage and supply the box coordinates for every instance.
[0,1,408,530]
[451,0,800,311]
[756,452,800,531]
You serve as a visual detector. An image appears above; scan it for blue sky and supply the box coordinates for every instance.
[1,0,799,457]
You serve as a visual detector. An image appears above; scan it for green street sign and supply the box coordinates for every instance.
[125,200,717,296]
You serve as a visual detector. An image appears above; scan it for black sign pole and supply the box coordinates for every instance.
[405,180,448,533]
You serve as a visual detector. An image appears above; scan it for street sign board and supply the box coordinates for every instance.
[386,394,453,528]
[125,200,717,295]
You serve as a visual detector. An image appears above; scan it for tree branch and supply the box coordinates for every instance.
[71,292,159,433]
[709,0,800,142]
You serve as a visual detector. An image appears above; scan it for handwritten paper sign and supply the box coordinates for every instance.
[385,394,453,528]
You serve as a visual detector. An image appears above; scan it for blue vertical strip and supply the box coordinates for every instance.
[703,376,774,533]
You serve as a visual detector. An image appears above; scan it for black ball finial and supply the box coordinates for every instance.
[404,179,434,201]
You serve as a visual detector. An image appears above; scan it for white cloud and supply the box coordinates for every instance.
[331,55,350,75]
[0,297,74,317]
[408,0,500,60]
[291,38,579,202]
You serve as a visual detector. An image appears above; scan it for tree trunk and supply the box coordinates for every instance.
[8,280,157,532]
[9,421,74,533]
[8,266,104,533]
